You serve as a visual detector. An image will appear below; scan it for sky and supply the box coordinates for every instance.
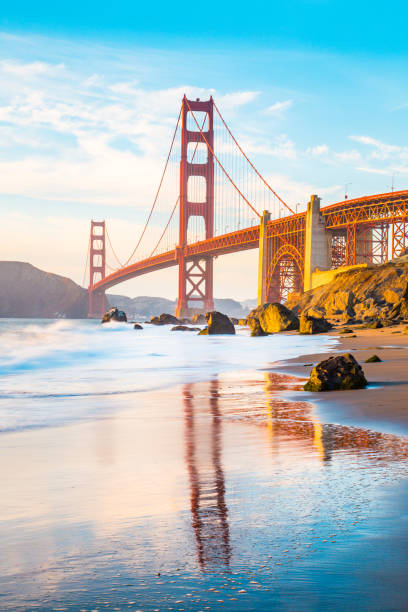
[1,0,408,301]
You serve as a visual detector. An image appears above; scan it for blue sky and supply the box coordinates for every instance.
[0,1,407,299]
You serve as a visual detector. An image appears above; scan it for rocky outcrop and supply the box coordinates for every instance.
[304,353,367,392]
[286,258,408,324]
[150,313,180,325]
[247,303,299,334]
[133,323,143,330]
[199,311,236,335]
[299,313,332,334]
[101,307,127,323]
[388,281,408,321]
[324,290,355,319]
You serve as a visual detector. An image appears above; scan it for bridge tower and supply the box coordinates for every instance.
[175,96,214,319]
[88,220,106,318]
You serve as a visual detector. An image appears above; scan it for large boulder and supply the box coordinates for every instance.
[199,311,236,335]
[150,313,180,325]
[248,303,299,333]
[101,307,127,323]
[304,353,367,392]
[299,313,332,334]
[250,321,268,336]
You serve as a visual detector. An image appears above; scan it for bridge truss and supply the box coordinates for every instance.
[86,95,408,317]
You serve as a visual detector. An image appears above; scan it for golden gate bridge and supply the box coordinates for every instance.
[85,95,408,318]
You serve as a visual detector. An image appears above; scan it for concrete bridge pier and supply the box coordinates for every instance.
[303,194,330,292]
[257,210,271,306]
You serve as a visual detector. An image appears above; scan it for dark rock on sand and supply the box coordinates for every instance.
[101,307,127,323]
[365,354,382,363]
[133,323,143,330]
[304,353,367,392]
[299,313,332,334]
[365,320,383,329]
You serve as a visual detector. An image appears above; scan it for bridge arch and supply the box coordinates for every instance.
[265,244,304,303]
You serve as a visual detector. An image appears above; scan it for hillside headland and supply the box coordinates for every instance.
[0,261,247,318]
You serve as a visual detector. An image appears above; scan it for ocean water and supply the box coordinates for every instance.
[1,318,408,611]
[0,318,337,434]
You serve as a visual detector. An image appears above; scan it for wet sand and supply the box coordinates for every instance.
[273,323,408,436]
[2,326,408,610]
[1,363,408,610]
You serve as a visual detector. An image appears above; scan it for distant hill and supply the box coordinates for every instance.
[107,294,247,318]
[0,261,88,318]
[241,298,257,311]
[107,294,176,318]
[0,261,252,319]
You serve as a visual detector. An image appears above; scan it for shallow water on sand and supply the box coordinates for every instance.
[1,320,408,611]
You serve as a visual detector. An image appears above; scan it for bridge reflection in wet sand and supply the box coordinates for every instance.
[184,379,231,570]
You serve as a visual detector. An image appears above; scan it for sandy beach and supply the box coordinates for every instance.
[1,320,408,610]
[272,323,408,437]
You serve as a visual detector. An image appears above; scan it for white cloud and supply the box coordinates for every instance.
[239,134,298,160]
[307,144,330,157]
[356,166,391,176]
[261,173,342,210]
[349,135,407,160]
[0,59,64,78]
[217,91,260,110]
[334,149,361,163]
[265,99,293,116]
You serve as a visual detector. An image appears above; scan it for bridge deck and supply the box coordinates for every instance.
[91,190,408,293]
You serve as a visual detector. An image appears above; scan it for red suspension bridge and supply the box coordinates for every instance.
[86,95,408,318]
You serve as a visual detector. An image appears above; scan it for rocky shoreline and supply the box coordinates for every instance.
[270,323,408,436]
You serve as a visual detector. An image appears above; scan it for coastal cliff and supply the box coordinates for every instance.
[286,257,408,323]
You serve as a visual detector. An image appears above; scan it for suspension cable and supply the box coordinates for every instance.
[149,112,209,257]
[82,232,91,287]
[105,224,124,268]
[121,107,182,267]
[185,98,261,219]
[213,99,295,215]
[150,196,179,257]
